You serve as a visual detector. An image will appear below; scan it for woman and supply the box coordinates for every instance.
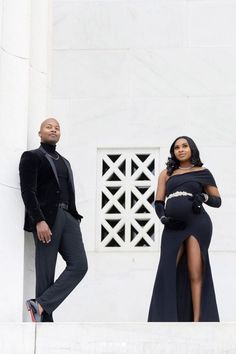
[148,136,221,322]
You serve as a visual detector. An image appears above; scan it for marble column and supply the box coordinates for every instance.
[0,0,31,322]
[0,0,52,321]
[23,0,52,321]
[27,0,52,148]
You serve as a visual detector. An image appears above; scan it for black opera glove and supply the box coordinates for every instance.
[190,193,206,214]
[154,200,185,230]
[154,200,165,219]
[190,193,222,214]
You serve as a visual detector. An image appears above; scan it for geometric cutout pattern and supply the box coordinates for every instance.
[97,149,159,250]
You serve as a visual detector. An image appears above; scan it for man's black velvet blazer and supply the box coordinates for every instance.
[19,146,83,232]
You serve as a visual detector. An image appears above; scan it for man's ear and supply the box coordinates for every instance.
[38,131,41,138]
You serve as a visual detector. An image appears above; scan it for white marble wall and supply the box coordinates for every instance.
[39,0,236,322]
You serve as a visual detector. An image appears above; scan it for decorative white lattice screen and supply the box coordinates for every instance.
[96,149,159,250]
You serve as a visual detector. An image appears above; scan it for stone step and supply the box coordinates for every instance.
[1,322,236,354]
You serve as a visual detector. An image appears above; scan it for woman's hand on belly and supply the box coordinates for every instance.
[161,216,186,230]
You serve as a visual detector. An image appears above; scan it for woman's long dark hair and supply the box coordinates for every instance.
[166,136,203,176]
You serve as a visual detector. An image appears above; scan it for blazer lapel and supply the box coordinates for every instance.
[63,158,75,194]
[39,146,60,186]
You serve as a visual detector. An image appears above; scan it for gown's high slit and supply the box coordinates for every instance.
[148,169,219,322]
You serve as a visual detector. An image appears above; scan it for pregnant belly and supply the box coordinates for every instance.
[165,196,193,221]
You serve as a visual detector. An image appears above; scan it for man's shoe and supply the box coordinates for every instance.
[41,312,54,322]
[26,299,42,322]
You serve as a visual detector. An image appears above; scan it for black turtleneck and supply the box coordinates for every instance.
[41,142,58,158]
[41,143,70,205]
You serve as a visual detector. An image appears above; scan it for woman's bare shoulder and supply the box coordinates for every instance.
[158,169,169,180]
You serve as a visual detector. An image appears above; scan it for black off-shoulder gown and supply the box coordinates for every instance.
[148,169,219,322]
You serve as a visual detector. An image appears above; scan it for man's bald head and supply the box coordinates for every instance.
[40,118,60,131]
[39,118,61,145]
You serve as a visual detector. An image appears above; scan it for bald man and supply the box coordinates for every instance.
[19,118,88,322]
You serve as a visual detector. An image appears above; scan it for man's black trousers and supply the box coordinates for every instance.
[33,207,88,321]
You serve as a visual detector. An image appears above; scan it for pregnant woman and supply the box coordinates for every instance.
[148,136,221,322]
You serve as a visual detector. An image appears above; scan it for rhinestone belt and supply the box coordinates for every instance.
[166,191,193,201]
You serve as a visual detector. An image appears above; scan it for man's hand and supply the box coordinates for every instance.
[36,221,52,243]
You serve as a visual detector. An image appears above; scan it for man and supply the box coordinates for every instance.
[19,118,88,322]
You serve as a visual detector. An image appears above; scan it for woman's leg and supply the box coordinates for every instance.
[185,236,203,322]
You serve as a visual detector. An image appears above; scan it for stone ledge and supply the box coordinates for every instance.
[0,324,35,354]
[1,323,236,353]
